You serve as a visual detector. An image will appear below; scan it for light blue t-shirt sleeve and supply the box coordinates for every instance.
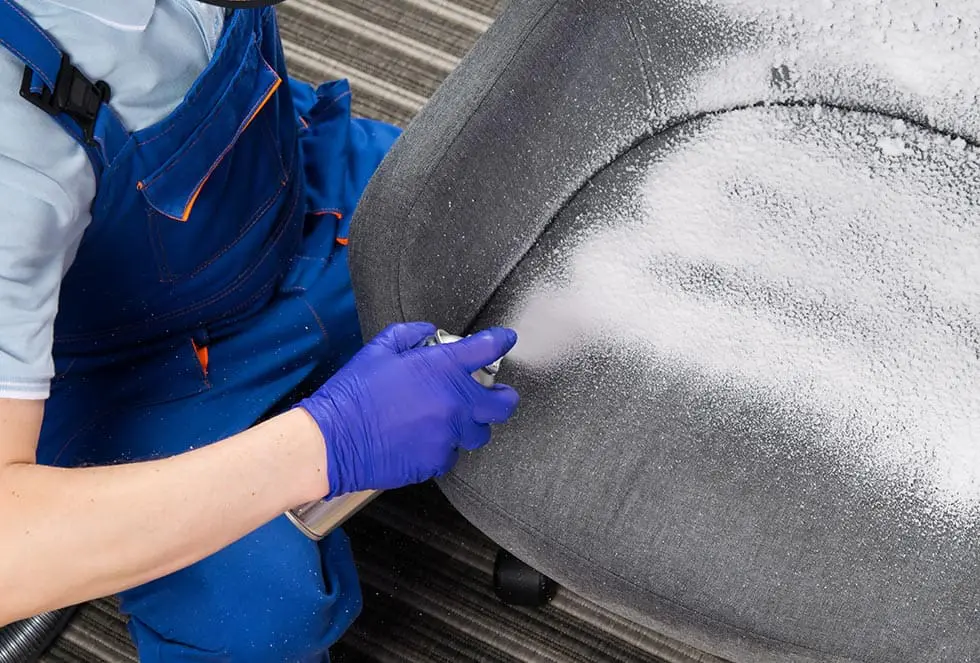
[0,52,94,400]
[0,166,89,399]
[0,0,223,400]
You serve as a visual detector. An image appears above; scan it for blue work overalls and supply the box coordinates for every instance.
[0,2,401,660]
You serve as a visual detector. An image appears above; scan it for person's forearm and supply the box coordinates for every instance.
[0,409,327,625]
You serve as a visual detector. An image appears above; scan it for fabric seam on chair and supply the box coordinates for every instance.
[459,96,977,334]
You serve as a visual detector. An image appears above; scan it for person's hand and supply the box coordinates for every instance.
[297,322,520,497]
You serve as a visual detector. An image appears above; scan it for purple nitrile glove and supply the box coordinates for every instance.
[297,322,520,498]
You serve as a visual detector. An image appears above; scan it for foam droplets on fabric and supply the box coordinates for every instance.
[667,0,980,144]
[505,104,980,525]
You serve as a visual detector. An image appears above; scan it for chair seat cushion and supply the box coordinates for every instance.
[349,2,980,661]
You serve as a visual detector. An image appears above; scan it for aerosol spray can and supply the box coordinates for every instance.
[285,329,505,541]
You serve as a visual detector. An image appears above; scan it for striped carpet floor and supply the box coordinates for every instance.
[41,2,718,662]
[278,0,498,126]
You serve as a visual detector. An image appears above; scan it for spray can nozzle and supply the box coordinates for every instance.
[423,329,502,387]
[285,328,505,541]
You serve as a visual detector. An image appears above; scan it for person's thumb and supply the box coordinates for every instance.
[368,322,438,354]
[441,327,518,372]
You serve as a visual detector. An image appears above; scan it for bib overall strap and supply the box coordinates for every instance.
[0,0,128,171]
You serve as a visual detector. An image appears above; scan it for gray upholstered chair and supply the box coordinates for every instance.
[348,1,980,661]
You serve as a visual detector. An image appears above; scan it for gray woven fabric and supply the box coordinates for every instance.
[336,485,716,663]
[349,1,980,662]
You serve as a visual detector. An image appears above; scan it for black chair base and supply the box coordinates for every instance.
[493,548,557,608]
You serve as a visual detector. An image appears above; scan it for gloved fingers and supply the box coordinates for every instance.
[368,321,438,354]
[470,384,520,425]
[440,327,518,373]
[456,416,493,451]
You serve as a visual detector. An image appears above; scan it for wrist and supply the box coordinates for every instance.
[278,408,331,504]
[294,389,352,499]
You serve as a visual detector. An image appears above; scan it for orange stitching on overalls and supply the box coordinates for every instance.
[152,207,177,282]
[301,298,329,340]
[58,177,303,343]
[135,50,257,154]
[137,63,262,189]
[262,115,288,177]
[308,209,343,219]
[138,69,282,220]
[133,17,254,149]
[176,167,290,280]
[309,90,352,118]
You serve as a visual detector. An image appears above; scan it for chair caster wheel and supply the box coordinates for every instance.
[493,548,557,607]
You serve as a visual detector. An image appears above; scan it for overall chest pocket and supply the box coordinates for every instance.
[137,36,292,282]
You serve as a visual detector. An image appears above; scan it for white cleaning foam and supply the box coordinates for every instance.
[506,105,980,522]
[660,0,980,143]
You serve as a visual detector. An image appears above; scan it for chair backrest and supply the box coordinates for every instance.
[350,2,980,661]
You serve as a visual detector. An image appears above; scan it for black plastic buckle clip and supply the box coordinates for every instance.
[19,53,111,145]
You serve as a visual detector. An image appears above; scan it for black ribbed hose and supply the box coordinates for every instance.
[0,608,76,663]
